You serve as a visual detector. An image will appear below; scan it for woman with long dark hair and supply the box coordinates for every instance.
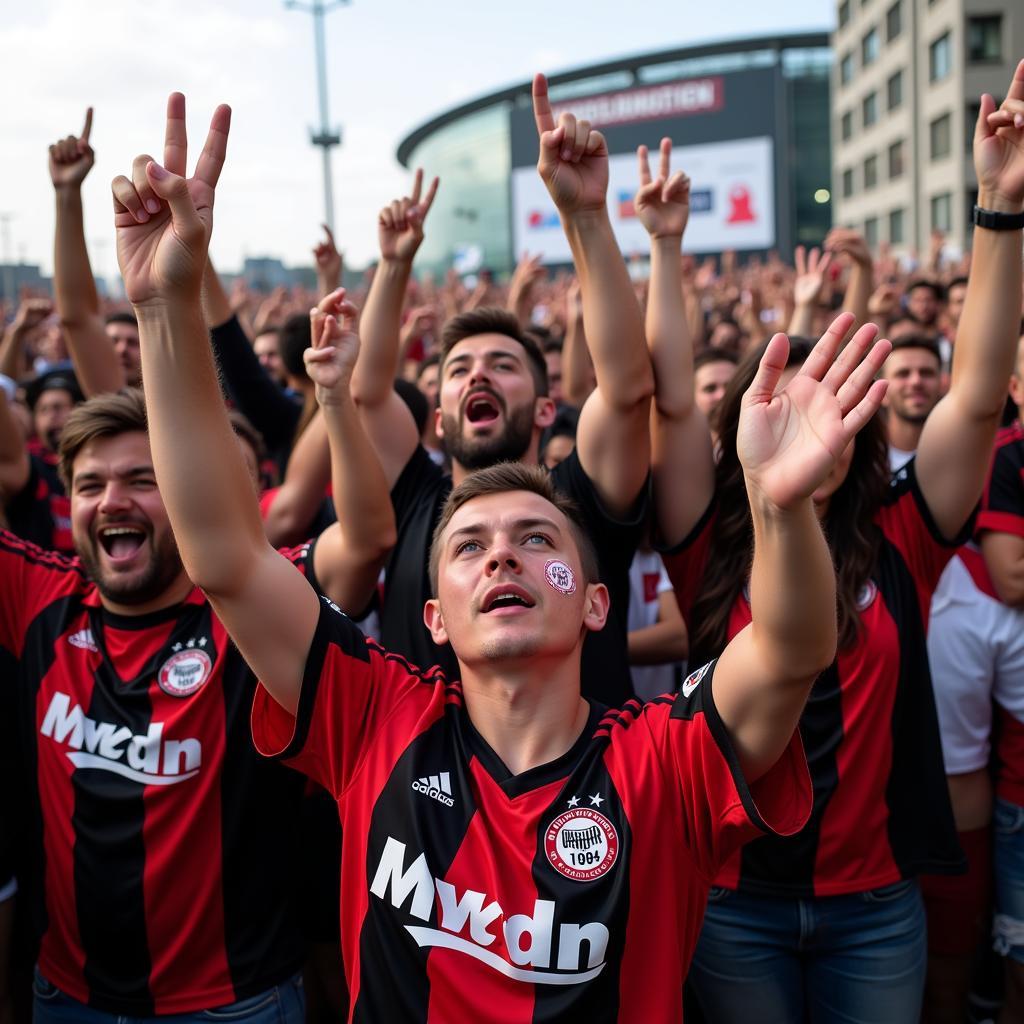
[635,63,1024,1022]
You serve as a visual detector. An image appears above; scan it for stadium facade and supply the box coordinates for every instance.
[396,32,833,277]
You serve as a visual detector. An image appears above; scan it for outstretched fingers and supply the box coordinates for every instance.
[164,93,188,177]
[799,312,857,382]
[193,104,231,190]
[532,73,555,136]
[834,337,891,417]
[818,321,879,395]
[81,107,93,145]
[637,145,652,188]
[112,175,147,224]
[745,333,791,406]
[841,378,889,440]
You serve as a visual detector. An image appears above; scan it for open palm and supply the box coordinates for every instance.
[738,314,890,510]
[112,94,230,306]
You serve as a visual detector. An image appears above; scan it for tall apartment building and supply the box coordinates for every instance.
[831,0,1022,258]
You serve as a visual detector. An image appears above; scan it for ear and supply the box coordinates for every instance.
[423,598,449,645]
[434,405,444,442]
[534,396,557,430]
[1010,374,1024,412]
[581,582,610,634]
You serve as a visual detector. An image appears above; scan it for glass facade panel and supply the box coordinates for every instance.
[862,28,879,65]
[931,192,952,232]
[888,139,904,178]
[889,207,904,243]
[637,50,777,83]
[841,52,855,85]
[886,2,901,42]
[930,113,951,159]
[930,33,951,82]
[967,16,1001,63]
[887,70,903,110]
[862,91,878,127]
[864,154,878,189]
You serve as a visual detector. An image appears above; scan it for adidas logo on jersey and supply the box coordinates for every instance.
[40,691,201,786]
[67,629,98,652]
[411,772,455,807]
[371,837,609,985]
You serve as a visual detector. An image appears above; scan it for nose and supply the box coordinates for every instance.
[98,481,132,513]
[486,537,521,576]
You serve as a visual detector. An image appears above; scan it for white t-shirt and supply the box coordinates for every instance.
[888,445,915,473]
[627,550,684,702]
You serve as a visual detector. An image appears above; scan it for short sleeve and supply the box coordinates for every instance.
[978,433,1024,539]
[251,595,440,798]
[657,500,717,625]
[0,530,85,657]
[879,458,970,615]
[650,660,811,881]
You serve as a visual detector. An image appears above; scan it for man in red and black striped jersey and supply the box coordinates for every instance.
[0,257,394,1013]
[119,93,893,1023]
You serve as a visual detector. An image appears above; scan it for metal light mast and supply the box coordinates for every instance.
[284,0,348,232]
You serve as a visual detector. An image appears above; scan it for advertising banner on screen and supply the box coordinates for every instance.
[513,136,775,262]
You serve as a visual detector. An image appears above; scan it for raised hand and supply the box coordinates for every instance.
[378,169,439,263]
[635,138,691,240]
[976,59,1024,209]
[792,245,832,307]
[533,73,608,215]
[313,223,343,295]
[825,227,871,268]
[49,108,95,191]
[11,297,54,333]
[738,312,890,510]
[306,288,360,401]
[112,94,230,307]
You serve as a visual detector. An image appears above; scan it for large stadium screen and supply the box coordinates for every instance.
[508,65,779,262]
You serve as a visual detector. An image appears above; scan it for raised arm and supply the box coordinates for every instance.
[262,410,331,548]
[786,245,832,338]
[0,388,29,505]
[636,139,715,547]
[50,109,124,396]
[350,170,438,487]
[826,228,873,333]
[313,224,343,298]
[914,63,1024,539]
[532,74,653,515]
[560,280,594,408]
[0,299,53,380]
[715,317,890,779]
[113,93,318,714]
[306,289,396,615]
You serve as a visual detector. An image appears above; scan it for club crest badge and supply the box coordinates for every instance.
[545,808,619,882]
[544,559,577,595]
[158,648,212,697]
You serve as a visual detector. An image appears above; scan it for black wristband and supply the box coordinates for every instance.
[973,204,1024,230]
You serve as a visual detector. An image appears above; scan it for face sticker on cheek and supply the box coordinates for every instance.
[544,559,577,595]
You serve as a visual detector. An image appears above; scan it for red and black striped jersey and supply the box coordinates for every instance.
[5,452,73,555]
[662,458,964,898]
[251,598,811,1023]
[0,530,313,1015]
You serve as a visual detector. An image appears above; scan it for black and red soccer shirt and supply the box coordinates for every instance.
[0,530,312,1015]
[5,449,73,555]
[662,459,964,898]
[977,420,1024,806]
[252,598,811,1023]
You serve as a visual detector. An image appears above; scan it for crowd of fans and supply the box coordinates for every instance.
[0,60,1023,1024]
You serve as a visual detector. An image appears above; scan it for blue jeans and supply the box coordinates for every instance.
[994,795,1024,962]
[32,971,305,1024]
[688,880,927,1023]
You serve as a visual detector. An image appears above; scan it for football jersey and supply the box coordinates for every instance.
[0,530,312,1014]
[662,458,964,898]
[252,598,811,1023]
[5,451,73,555]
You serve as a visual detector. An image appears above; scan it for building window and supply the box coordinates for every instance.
[966,101,980,150]
[889,207,905,244]
[888,139,905,178]
[841,110,854,141]
[887,70,903,110]
[930,113,951,159]
[864,154,878,189]
[886,1,901,41]
[862,28,880,65]
[843,168,855,197]
[839,0,851,28]
[865,217,879,249]
[930,33,951,82]
[862,91,878,128]
[931,192,952,232]
[841,51,855,85]
[967,16,1001,63]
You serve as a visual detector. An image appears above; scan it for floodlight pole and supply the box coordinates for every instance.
[284,0,348,233]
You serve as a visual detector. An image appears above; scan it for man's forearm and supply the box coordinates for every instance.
[563,211,651,408]
[264,412,331,547]
[842,262,872,333]
[352,259,411,406]
[648,236,693,419]
[137,300,266,591]
[748,492,836,680]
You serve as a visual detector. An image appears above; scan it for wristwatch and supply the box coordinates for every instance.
[973,204,1024,230]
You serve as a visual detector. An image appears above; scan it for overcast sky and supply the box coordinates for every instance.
[0,0,833,283]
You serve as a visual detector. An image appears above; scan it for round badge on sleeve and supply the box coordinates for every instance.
[545,808,619,881]
[544,559,577,595]
[158,649,213,697]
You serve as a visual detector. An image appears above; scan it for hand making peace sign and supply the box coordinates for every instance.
[112,93,230,307]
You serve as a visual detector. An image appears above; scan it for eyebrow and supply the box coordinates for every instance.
[447,515,563,546]
[445,349,524,369]
[73,465,155,485]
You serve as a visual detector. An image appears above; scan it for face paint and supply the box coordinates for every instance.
[544,559,577,595]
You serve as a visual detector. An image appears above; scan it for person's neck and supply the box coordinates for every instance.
[459,652,590,777]
[887,415,923,454]
[98,572,194,618]
[451,441,541,487]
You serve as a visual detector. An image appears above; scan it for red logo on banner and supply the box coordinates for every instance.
[726,186,756,224]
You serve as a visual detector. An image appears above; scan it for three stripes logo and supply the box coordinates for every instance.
[411,771,455,808]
